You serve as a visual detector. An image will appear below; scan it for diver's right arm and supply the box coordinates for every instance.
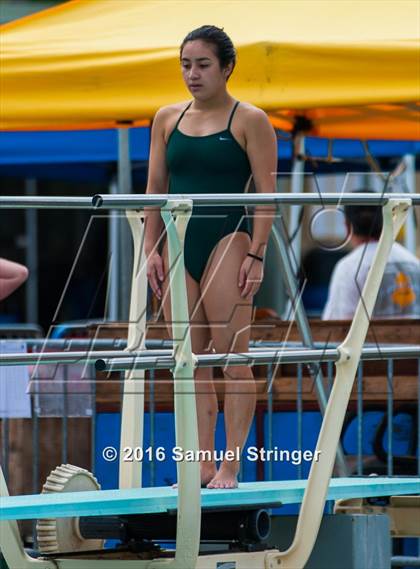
[144,107,171,300]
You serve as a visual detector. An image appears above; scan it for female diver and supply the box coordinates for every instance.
[145,25,277,489]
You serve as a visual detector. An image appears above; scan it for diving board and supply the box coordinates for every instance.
[1,477,419,522]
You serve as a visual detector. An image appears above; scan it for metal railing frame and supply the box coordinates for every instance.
[0,192,418,569]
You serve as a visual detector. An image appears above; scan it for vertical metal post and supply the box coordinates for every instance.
[417,358,420,476]
[357,363,363,476]
[31,355,40,547]
[1,419,9,484]
[288,136,305,264]
[90,364,96,474]
[108,180,119,321]
[61,365,68,464]
[387,359,394,476]
[327,361,333,394]
[297,363,303,480]
[24,178,38,324]
[33,394,40,482]
[149,369,155,487]
[119,371,124,400]
[403,154,416,254]
[267,363,273,482]
[117,128,133,321]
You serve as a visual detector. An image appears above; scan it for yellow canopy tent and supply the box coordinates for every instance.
[1,0,419,137]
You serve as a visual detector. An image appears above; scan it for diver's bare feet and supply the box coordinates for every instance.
[172,462,217,489]
[207,461,239,489]
[201,462,217,487]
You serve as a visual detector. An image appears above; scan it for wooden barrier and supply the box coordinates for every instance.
[90,319,420,412]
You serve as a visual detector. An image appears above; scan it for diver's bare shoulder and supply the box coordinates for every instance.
[154,102,192,144]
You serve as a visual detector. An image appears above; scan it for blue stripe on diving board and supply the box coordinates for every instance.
[1,477,419,521]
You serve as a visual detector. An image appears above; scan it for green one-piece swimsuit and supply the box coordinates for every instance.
[166,101,252,283]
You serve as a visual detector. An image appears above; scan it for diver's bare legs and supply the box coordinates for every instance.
[161,243,218,486]
[200,232,256,489]
[161,232,256,488]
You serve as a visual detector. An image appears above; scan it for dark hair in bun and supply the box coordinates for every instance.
[180,25,236,78]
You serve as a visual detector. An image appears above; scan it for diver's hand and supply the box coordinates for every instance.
[147,251,164,300]
[238,255,264,301]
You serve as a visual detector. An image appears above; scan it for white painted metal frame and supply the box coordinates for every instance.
[0,468,56,568]
[150,197,411,569]
[0,194,413,569]
[156,200,201,569]
[154,197,411,569]
[119,211,148,489]
[265,199,411,567]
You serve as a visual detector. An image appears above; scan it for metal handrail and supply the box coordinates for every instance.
[92,192,420,208]
[1,345,418,369]
[1,192,420,209]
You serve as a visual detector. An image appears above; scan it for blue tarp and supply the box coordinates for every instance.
[0,128,150,164]
[299,139,420,160]
[0,128,150,184]
[0,129,418,183]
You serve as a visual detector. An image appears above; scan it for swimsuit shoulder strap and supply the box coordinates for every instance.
[227,101,240,131]
[174,101,193,129]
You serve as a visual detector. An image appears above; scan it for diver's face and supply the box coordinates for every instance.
[181,40,231,100]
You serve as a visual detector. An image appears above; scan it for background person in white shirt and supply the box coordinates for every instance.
[322,191,419,320]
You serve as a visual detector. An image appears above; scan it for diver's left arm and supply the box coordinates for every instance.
[239,109,278,300]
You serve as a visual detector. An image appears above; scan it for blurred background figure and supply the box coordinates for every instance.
[0,258,29,301]
[322,190,420,320]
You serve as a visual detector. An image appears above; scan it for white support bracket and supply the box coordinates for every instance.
[150,198,201,569]
[119,210,147,489]
[0,468,56,568]
[266,198,411,569]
